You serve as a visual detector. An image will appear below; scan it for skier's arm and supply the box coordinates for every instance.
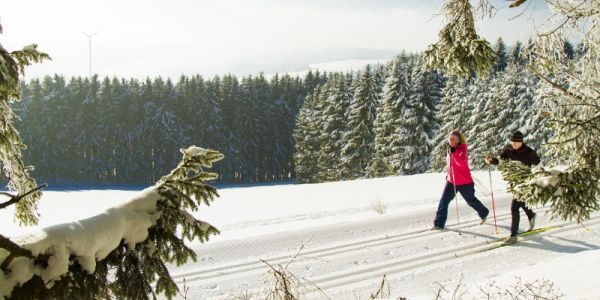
[489,146,508,165]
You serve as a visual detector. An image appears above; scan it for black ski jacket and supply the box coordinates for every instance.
[491,144,540,167]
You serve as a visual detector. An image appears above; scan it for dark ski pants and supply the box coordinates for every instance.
[434,181,489,228]
[511,199,535,236]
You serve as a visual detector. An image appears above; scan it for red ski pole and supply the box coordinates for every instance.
[488,166,498,235]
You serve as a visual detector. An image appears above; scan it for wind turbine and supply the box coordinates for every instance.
[80,30,100,78]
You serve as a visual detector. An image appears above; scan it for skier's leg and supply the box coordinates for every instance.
[457,183,489,219]
[510,199,520,236]
[520,200,536,230]
[434,182,456,228]
[522,201,535,219]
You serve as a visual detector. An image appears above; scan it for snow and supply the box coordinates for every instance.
[1,171,599,299]
[490,249,600,299]
[181,146,209,157]
[0,186,161,298]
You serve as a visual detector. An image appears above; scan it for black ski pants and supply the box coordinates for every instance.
[511,199,535,236]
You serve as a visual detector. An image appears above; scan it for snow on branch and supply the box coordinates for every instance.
[498,160,600,222]
[423,0,495,78]
[0,146,224,299]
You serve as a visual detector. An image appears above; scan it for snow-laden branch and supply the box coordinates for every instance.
[0,146,223,300]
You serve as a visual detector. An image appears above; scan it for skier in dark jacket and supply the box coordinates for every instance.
[485,130,540,244]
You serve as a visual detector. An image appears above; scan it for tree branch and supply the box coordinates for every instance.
[0,183,47,209]
[527,65,584,102]
[0,234,35,271]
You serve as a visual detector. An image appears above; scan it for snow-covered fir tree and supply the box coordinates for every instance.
[316,73,352,182]
[267,74,297,181]
[368,55,412,177]
[464,77,495,165]
[339,65,379,179]
[510,40,524,65]
[293,87,322,183]
[493,37,508,73]
[394,58,443,174]
[423,0,495,78]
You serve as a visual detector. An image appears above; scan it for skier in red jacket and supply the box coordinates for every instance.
[433,130,489,230]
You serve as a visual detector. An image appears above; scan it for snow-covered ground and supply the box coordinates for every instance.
[2,171,599,299]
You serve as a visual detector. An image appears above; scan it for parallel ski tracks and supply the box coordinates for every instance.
[173,205,555,284]
[308,212,600,291]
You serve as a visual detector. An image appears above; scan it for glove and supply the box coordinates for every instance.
[449,146,456,153]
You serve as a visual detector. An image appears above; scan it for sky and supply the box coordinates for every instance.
[2,0,551,80]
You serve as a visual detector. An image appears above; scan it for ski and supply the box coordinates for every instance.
[499,225,562,246]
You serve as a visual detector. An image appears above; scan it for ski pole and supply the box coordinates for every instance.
[488,166,499,235]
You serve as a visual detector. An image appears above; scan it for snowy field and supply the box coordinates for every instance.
[2,171,599,299]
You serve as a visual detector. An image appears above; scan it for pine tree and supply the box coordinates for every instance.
[218,74,241,181]
[268,74,296,181]
[339,65,379,179]
[0,35,49,224]
[395,58,443,174]
[293,88,321,183]
[493,37,508,73]
[465,77,495,166]
[524,78,559,155]
[314,74,351,182]
[368,56,412,177]
[74,75,104,181]
[234,75,269,182]
[510,40,523,65]
[423,0,495,78]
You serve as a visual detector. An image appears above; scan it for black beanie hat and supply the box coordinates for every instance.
[510,131,524,142]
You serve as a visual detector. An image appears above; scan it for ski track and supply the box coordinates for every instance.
[167,194,600,299]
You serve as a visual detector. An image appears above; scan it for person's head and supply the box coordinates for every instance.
[510,131,524,150]
[448,130,467,147]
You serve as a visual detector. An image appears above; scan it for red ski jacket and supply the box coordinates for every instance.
[446,143,474,185]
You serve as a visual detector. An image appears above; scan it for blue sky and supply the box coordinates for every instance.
[2,0,550,79]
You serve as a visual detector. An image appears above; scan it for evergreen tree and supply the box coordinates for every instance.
[368,56,411,177]
[234,75,268,182]
[293,88,321,183]
[74,75,103,181]
[218,74,241,181]
[493,37,508,73]
[423,0,495,77]
[510,40,524,65]
[269,74,299,181]
[395,58,443,174]
[465,77,494,165]
[315,74,351,181]
[339,65,379,179]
